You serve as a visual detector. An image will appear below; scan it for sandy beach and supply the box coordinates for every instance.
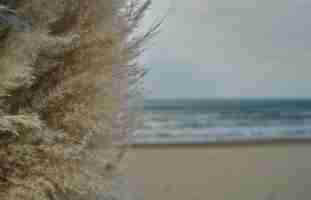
[123,142,311,200]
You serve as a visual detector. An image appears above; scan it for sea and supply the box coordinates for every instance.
[131,98,311,144]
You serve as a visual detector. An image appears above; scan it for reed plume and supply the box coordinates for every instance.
[0,0,157,199]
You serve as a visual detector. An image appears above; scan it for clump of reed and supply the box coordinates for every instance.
[0,0,158,199]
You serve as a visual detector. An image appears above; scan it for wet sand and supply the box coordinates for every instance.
[123,142,311,200]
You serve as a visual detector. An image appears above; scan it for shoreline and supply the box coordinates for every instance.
[130,136,311,148]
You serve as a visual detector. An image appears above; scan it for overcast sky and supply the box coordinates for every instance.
[140,0,311,99]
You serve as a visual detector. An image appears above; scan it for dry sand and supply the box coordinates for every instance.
[123,142,311,200]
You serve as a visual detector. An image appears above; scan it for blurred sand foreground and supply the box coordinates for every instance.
[123,143,311,200]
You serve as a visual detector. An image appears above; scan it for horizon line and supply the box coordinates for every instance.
[145,97,311,100]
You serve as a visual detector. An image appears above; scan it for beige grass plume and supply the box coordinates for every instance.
[0,0,158,199]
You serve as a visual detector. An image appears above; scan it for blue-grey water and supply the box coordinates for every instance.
[132,99,311,144]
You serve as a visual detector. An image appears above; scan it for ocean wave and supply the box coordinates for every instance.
[134,125,311,138]
[137,99,311,141]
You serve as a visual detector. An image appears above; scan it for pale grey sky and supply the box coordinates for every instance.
[140,0,311,98]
